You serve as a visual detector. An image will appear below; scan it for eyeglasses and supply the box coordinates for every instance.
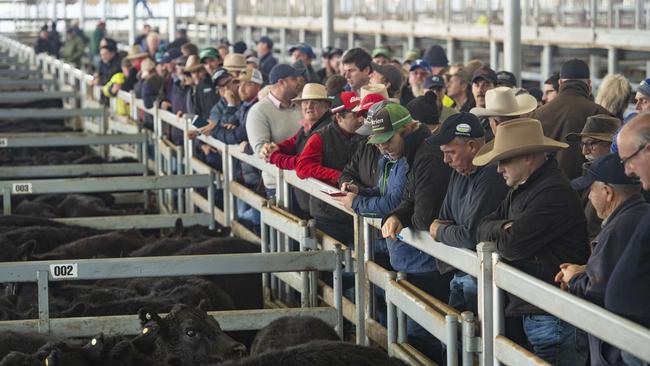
[579,140,607,151]
[620,143,647,166]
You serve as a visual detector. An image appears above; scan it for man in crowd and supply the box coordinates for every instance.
[372,46,391,66]
[369,63,403,99]
[471,66,497,109]
[635,78,650,112]
[446,68,474,112]
[605,113,650,366]
[426,112,509,314]
[531,58,611,180]
[542,73,559,105]
[246,64,303,199]
[424,75,458,123]
[200,47,222,76]
[342,48,372,94]
[422,44,449,76]
[401,59,431,104]
[290,43,320,83]
[555,153,647,366]
[475,118,589,365]
[257,36,277,83]
[470,86,538,141]
[61,28,85,68]
[565,114,621,240]
[496,70,517,88]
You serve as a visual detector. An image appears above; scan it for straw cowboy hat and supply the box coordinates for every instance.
[352,84,389,112]
[223,53,247,72]
[291,83,330,103]
[470,86,537,117]
[182,55,205,73]
[124,45,148,61]
[473,118,568,166]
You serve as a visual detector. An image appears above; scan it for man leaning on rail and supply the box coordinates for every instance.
[425,112,508,315]
[554,153,648,366]
[475,118,590,366]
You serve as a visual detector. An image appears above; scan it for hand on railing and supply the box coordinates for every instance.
[239,141,249,153]
[554,263,586,291]
[340,181,358,194]
[223,123,238,130]
[200,144,217,155]
[259,142,278,162]
[428,219,453,242]
[160,101,172,111]
[332,191,356,213]
[198,121,217,136]
[381,215,403,240]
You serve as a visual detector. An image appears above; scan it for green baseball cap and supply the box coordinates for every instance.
[368,103,412,145]
[404,48,421,62]
[199,47,220,62]
[372,46,391,59]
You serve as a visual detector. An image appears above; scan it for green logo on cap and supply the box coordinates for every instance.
[456,123,471,135]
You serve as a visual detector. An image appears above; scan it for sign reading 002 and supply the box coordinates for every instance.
[49,263,78,279]
[11,183,33,194]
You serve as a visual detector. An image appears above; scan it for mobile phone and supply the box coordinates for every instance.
[320,187,346,197]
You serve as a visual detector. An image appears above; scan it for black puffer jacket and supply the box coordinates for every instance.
[477,158,590,316]
[338,138,381,190]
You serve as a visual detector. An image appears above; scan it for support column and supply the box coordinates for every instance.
[227,0,236,45]
[589,53,600,81]
[322,0,334,48]
[347,32,354,49]
[463,47,471,64]
[635,0,643,29]
[446,38,456,65]
[128,0,136,46]
[245,26,253,46]
[51,0,57,24]
[646,61,650,77]
[99,0,107,20]
[504,0,522,85]
[490,40,499,69]
[607,46,617,74]
[279,28,287,63]
[169,0,177,43]
[407,35,415,50]
[299,29,306,43]
[374,34,382,48]
[540,44,553,86]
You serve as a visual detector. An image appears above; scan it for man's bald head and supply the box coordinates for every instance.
[619,112,650,147]
[617,112,650,189]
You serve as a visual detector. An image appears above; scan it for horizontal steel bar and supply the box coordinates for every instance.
[0,91,76,102]
[283,171,350,214]
[0,79,55,87]
[190,191,226,226]
[260,206,308,243]
[0,132,146,147]
[0,251,338,282]
[390,343,436,366]
[494,262,650,362]
[366,261,393,290]
[230,181,266,211]
[397,228,480,277]
[0,70,41,78]
[53,213,212,230]
[0,162,146,178]
[0,307,338,337]
[197,134,227,151]
[494,335,550,366]
[108,119,140,134]
[0,108,104,119]
[159,109,185,130]
[385,279,449,343]
[229,147,277,175]
[0,174,211,195]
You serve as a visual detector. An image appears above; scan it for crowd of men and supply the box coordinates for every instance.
[50,25,650,366]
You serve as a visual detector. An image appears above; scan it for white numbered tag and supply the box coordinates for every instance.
[0,138,7,147]
[11,183,33,194]
[49,264,78,279]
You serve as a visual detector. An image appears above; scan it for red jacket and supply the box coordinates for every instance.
[295,133,341,186]
[268,133,299,170]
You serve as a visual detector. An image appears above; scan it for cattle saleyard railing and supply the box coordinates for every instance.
[1,35,649,366]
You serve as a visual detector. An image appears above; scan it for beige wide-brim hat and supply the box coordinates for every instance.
[473,118,568,166]
[470,86,538,117]
[291,83,330,102]
[565,114,621,142]
[124,45,148,60]
[182,55,205,73]
[223,53,247,72]
[352,84,390,112]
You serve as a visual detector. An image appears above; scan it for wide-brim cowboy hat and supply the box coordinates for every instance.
[182,55,205,73]
[352,84,389,112]
[470,86,538,117]
[124,45,148,60]
[473,118,568,166]
[291,83,330,103]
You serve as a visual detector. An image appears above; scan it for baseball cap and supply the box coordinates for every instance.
[424,75,446,89]
[560,58,590,80]
[638,78,650,99]
[425,112,484,145]
[238,68,264,85]
[571,153,639,190]
[409,59,431,72]
[331,91,361,113]
[472,66,497,84]
[372,63,403,95]
[160,48,182,64]
[372,46,391,59]
[269,64,303,84]
[199,47,220,62]
[211,68,232,87]
[355,94,389,136]
[288,43,316,59]
[257,36,274,49]
[404,48,421,63]
[367,103,413,145]
[496,70,517,87]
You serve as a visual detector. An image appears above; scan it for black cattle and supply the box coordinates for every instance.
[12,200,56,218]
[137,304,247,366]
[31,230,146,260]
[0,226,100,262]
[0,331,59,360]
[250,316,340,355]
[219,341,408,366]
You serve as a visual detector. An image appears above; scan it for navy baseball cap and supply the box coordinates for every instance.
[425,112,484,145]
[571,153,639,190]
[161,48,182,64]
[409,59,431,72]
[211,68,232,87]
[269,64,303,84]
[257,36,274,49]
[288,43,316,59]
[472,66,497,84]
[496,70,517,87]
[424,75,445,89]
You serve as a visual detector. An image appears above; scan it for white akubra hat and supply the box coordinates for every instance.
[291,83,330,103]
[470,86,538,117]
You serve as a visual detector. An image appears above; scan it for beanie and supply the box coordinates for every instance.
[407,91,440,125]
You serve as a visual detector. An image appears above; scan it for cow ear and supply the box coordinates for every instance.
[16,239,37,260]
[197,299,209,311]
[138,308,161,326]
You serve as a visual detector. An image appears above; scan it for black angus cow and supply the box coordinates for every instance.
[29,230,146,260]
[250,316,340,355]
[218,341,408,366]
[137,304,247,366]
[0,331,61,360]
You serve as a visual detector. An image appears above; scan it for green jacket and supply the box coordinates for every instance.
[90,27,105,55]
[62,35,86,68]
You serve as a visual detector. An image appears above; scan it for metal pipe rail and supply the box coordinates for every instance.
[0,108,104,119]
[0,79,56,88]
[0,132,146,148]
[0,91,77,103]
[0,69,42,78]
[0,162,147,179]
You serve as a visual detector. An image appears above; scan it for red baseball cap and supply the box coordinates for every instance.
[357,93,387,113]
[331,91,361,113]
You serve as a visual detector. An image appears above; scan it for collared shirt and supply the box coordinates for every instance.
[268,91,290,110]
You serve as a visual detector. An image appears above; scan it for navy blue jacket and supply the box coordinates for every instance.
[352,155,408,218]
[259,52,278,84]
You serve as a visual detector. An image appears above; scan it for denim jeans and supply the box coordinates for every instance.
[236,199,260,225]
[621,351,649,366]
[522,314,587,366]
[448,273,478,314]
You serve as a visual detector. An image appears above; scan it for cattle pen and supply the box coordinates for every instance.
[1,33,649,366]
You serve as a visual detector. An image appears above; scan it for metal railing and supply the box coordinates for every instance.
[2,34,649,366]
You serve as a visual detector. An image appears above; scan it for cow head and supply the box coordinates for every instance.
[137,304,247,365]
